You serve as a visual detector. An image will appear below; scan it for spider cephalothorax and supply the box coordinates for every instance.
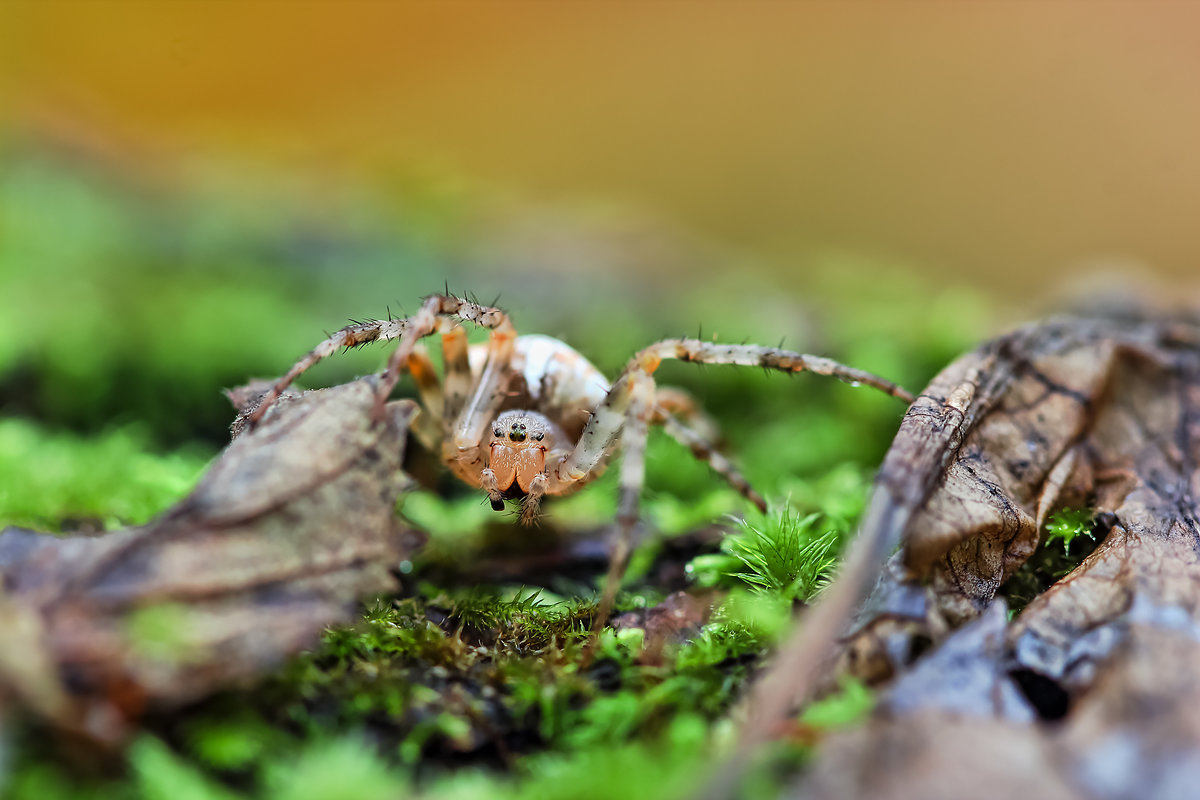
[483,410,561,512]
[243,292,914,631]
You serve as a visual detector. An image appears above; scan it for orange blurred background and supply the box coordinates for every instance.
[4,0,1200,295]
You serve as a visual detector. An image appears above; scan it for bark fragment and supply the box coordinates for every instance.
[845,315,1200,679]
[0,378,418,745]
[774,313,1200,800]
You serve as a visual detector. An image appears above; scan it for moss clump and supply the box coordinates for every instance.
[0,418,211,531]
[1002,508,1100,615]
[687,465,868,603]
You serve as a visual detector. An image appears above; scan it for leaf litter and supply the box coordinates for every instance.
[0,378,418,747]
[730,312,1200,800]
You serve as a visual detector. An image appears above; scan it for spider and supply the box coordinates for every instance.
[242,293,915,629]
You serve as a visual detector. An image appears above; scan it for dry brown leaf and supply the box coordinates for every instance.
[760,312,1200,799]
[0,377,418,745]
[842,315,1200,676]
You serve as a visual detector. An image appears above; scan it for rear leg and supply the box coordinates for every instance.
[405,344,445,452]
[653,386,724,445]
[406,342,444,421]
[657,413,767,513]
[634,339,915,402]
[652,385,765,512]
[570,338,913,657]
[440,323,472,426]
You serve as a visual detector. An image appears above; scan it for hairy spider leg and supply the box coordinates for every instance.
[565,338,914,653]
[405,344,444,451]
[440,322,472,425]
[657,413,767,512]
[406,342,444,419]
[447,324,519,494]
[547,336,913,503]
[246,317,411,425]
[374,294,516,418]
[634,339,916,402]
[551,337,913,497]
[652,386,725,446]
[247,294,520,433]
[581,371,656,663]
[648,385,766,511]
[540,336,913,535]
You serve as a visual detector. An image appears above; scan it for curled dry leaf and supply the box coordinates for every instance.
[0,378,418,746]
[754,312,1200,799]
[846,314,1200,680]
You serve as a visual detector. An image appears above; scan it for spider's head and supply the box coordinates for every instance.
[486,411,552,509]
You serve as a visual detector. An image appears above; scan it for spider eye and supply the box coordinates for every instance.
[493,428,502,437]
[534,432,544,441]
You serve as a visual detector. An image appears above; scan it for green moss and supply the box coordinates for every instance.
[799,678,874,730]
[687,497,860,604]
[131,737,243,800]
[0,419,210,530]
[261,737,409,800]
[1043,507,1097,549]
[185,714,275,771]
[1002,507,1100,615]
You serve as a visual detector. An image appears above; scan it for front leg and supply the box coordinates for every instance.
[246,317,410,426]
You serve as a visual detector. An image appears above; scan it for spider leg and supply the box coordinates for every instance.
[436,306,519,490]
[551,373,636,488]
[440,322,472,425]
[245,317,409,425]
[582,372,655,662]
[405,344,444,452]
[565,338,912,656]
[649,385,766,509]
[249,293,516,430]
[407,343,444,421]
[556,337,911,491]
[657,413,767,513]
[628,339,915,403]
[652,386,723,445]
[449,319,516,451]
[374,294,515,414]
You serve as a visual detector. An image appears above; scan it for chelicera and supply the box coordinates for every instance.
[243,293,914,625]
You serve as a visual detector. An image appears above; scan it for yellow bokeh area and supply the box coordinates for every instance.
[3,0,1199,447]
[6,1,1200,292]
